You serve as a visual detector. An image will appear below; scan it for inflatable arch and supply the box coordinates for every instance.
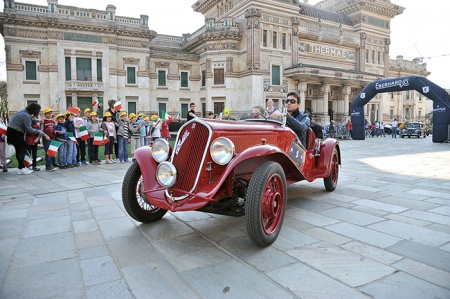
[351,76,450,143]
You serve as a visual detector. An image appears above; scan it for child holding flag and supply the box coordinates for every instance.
[0,118,7,172]
[101,111,117,164]
[151,115,162,141]
[64,112,77,167]
[25,117,42,171]
[160,112,173,141]
[42,108,57,171]
[54,114,69,169]
[87,112,102,165]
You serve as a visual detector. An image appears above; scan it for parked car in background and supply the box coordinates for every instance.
[401,122,427,138]
[384,124,392,135]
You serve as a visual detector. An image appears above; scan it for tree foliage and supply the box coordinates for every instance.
[0,81,7,123]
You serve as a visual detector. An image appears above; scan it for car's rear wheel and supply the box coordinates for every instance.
[122,162,167,223]
[245,161,286,247]
[324,148,339,191]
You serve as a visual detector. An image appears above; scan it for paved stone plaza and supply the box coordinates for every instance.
[0,136,449,298]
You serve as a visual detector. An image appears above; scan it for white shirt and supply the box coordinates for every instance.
[392,120,398,128]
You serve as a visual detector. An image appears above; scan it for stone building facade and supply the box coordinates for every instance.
[0,0,430,124]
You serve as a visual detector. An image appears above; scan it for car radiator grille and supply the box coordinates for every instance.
[170,122,209,197]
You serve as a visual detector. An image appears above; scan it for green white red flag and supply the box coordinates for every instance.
[79,126,90,141]
[0,122,6,135]
[47,140,62,157]
[93,132,103,146]
[161,111,171,120]
[67,132,78,145]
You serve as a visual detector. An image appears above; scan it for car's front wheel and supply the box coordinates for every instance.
[122,162,167,223]
[324,148,339,191]
[245,161,286,247]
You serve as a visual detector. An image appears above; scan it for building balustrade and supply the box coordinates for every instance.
[65,81,104,91]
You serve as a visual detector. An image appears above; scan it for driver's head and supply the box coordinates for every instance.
[285,92,300,113]
[251,106,265,118]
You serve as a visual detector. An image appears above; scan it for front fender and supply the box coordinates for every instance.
[318,138,341,176]
[195,144,300,197]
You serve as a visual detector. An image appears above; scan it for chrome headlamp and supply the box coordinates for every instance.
[151,138,170,163]
[156,162,177,187]
[210,137,235,165]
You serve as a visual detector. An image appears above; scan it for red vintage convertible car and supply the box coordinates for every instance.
[122,114,341,246]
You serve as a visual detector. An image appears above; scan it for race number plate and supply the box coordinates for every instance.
[289,141,304,165]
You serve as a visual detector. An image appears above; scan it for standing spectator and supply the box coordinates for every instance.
[346,119,353,139]
[143,116,151,146]
[74,108,90,165]
[187,102,196,121]
[25,118,41,171]
[391,118,398,138]
[42,108,57,171]
[138,114,147,147]
[0,118,7,172]
[7,103,49,175]
[375,121,380,137]
[104,100,120,160]
[64,112,77,167]
[86,112,102,165]
[329,120,336,138]
[55,114,69,169]
[117,111,130,163]
[266,99,277,116]
[380,122,386,137]
[102,111,117,164]
[161,115,173,141]
[128,113,141,157]
[151,115,162,141]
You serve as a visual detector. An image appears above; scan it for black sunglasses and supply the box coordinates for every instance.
[285,98,297,104]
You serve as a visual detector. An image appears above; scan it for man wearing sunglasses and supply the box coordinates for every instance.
[270,92,310,146]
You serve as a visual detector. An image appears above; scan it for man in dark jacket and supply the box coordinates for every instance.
[270,91,310,146]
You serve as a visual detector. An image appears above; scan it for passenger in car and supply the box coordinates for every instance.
[251,106,266,119]
[270,92,310,146]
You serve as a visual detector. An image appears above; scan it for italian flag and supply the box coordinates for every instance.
[67,132,78,145]
[93,132,103,146]
[0,122,6,135]
[114,98,122,111]
[79,126,90,141]
[92,96,102,107]
[47,140,62,157]
[161,111,171,120]
[67,106,79,115]
[23,154,32,167]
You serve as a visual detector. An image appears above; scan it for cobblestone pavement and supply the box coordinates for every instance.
[0,136,449,298]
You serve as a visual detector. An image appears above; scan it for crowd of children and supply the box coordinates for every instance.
[0,106,176,174]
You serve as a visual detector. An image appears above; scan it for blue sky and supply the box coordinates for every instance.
[1,0,449,88]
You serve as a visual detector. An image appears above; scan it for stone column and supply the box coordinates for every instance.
[298,81,307,112]
[291,17,300,66]
[356,32,367,72]
[321,84,330,124]
[70,55,76,81]
[384,38,390,78]
[342,86,351,116]
[91,56,97,82]
[245,8,261,70]
[378,100,383,122]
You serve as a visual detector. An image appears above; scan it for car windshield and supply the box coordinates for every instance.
[219,111,284,124]
[408,123,420,128]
